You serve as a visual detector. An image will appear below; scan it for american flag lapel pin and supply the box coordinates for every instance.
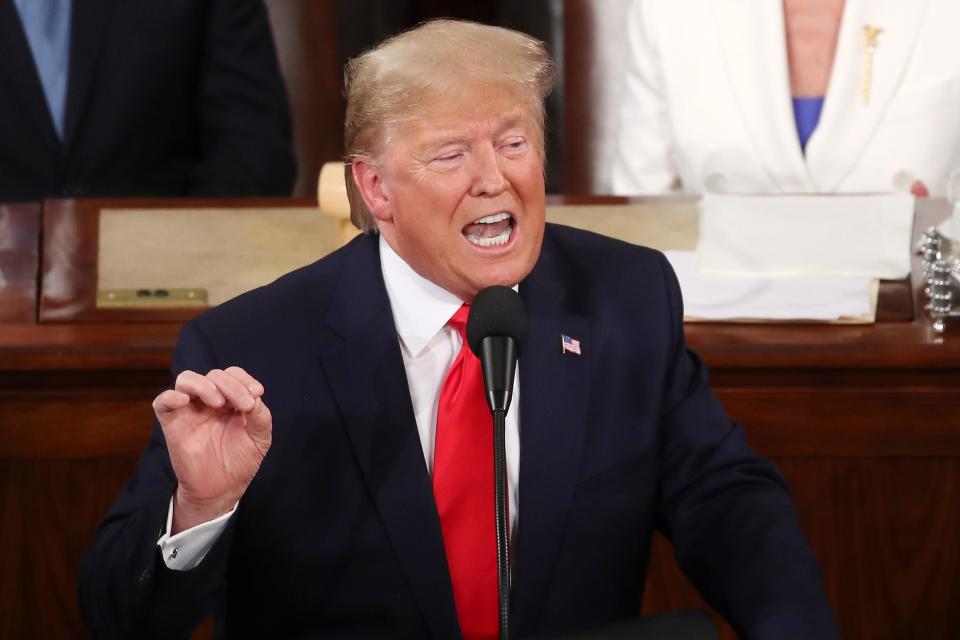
[561,334,581,356]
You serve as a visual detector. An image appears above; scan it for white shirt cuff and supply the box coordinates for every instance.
[156,496,236,571]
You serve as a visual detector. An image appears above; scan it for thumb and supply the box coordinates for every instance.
[244,397,273,445]
[153,389,191,415]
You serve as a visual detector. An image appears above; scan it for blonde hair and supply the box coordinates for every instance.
[343,19,556,232]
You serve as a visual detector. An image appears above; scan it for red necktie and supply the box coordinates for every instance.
[434,304,498,640]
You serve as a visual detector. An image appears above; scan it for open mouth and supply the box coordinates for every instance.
[462,212,515,248]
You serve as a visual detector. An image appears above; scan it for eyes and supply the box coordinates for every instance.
[429,137,528,168]
[500,137,528,156]
[432,152,463,165]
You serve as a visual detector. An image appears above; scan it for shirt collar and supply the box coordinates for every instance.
[379,235,463,356]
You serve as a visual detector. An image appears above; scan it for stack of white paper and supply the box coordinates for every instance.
[936,202,960,240]
[696,193,914,279]
[666,251,877,323]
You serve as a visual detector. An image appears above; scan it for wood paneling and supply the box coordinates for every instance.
[0,460,140,638]
[643,459,960,640]
[0,353,163,637]
[0,388,161,459]
[0,203,40,323]
[782,458,960,639]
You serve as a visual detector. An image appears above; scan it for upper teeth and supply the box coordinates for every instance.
[474,212,510,224]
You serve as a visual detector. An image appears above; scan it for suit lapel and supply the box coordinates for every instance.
[711,0,816,192]
[807,0,933,191]
[511,231,590,631]
[318,235,460,639]
[63,0,118,152]
[0,0,61,156]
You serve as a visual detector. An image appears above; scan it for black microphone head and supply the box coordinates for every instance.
[466,286,526,357]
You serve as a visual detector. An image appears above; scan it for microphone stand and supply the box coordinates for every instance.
[478,334,516,640]
[493,407,510,640]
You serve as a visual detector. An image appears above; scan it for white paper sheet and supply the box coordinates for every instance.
[696,193,914,279]
[666,251,877,322]
[935,201,960,240]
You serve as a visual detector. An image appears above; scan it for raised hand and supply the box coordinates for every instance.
[152,366,272,534]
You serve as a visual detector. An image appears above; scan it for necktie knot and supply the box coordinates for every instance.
[448,304,470,340]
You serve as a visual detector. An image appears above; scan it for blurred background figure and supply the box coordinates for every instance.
[0,0,296,201]
[609,0,960,197]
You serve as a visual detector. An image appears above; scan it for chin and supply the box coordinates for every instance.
[474,265,529,291]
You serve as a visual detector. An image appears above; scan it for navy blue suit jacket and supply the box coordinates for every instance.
[79,225,839,639]
[0,0,294,200]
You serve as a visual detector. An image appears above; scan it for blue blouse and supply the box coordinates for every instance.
[792,96,825,153]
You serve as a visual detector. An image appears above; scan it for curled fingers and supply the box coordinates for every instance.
[224,366,265,398]
[173,370,226,409]
[207,368,257,413]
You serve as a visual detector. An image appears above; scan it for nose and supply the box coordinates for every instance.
[469,143,508,197]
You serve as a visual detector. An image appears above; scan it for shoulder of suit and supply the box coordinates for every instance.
[544,222,665,264]
[540,223,672,302]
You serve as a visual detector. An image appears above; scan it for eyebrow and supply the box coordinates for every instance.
[419,113,529,154]
[494,115,526,137]
[422,134,471,152]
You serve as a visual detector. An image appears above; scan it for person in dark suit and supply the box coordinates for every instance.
[78,19,839,639]
[0,0,295,201]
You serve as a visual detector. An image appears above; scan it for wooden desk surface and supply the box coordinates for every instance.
[1,196,959,639]
[2,195,956,364]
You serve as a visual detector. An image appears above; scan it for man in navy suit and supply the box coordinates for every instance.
[0,0,294,200]
[78,19,839,639]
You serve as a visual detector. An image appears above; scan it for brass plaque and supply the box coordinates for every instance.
[97,288,208,309]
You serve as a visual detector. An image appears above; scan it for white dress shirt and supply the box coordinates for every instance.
[158,235,521,570]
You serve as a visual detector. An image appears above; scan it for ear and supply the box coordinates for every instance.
[351,158,393,223]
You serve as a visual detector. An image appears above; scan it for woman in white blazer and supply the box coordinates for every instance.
[610,0,960,197]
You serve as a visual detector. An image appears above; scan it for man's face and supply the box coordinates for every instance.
[356,88,546,301]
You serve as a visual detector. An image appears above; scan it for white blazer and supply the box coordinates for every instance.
[609,0,960,197]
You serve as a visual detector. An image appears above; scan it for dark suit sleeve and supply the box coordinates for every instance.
[187,0,296,196]
[652,254,839,639]
[77,323,235,638]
